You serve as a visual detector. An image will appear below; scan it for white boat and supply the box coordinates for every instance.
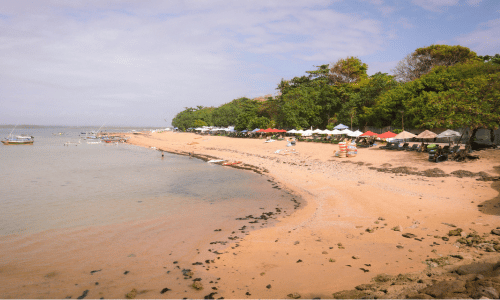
[2,135,34,145]
[2,125,34,145]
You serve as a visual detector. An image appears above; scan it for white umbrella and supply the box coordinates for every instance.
[302,129,313,136]
[436,129,461,138]
[287,129,298,133]
[348,130,363,137]
[330,129,342,135]
[312,129,323,134]
[437,129,461,144]
[340,129,353,135]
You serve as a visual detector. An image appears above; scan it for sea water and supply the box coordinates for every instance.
[0,126,295,236]
[0,126,301,298]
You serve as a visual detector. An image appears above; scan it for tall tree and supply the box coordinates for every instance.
[329,57,368,84]
[392,44,480,82]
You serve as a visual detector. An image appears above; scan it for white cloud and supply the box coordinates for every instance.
[466,0,483,7]
[455,18,500,55]
[411,0,460,12]
[0,0,389,125]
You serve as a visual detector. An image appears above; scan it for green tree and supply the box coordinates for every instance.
[392,44,480,82]
[329,57,368,85]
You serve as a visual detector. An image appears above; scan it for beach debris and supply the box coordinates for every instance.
[90,269,102,275]
[124,271,130,275]
[182,269,194,277]
[191,281,203,290]
[491,228,500,236]
[125,288,137,299]
[296,259,302,263]
[266,284,272,289]
[77,290,89,299]
[287,292,301,298]
[442,222,457,227]
[352,256,360,260]
[329,258,336,262]
[392,225,402,231]
[204,292,217,299]
[448,228,463,236]
[402,233,417,238]
[322,251,328,254]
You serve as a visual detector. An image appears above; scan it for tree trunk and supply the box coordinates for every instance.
[465,128,478,154]
[490,129,495,143]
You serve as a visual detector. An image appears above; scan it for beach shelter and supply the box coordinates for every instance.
[313,129,323,134]
[348,130,363,137]
[241,130,248,133]
[329,129,343,135]
[334,123,349,130]
[302,129,313,136]
[377,131,397,139]
[437,129,461,138]
[287,129,298,134]
[252,128,260,132]
[361,130,378,137]
[416,130,437,139]
[340,129,353,135]
[394,130,416,141]
[437,129,461,144]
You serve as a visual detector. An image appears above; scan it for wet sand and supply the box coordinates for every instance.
[124,132,500,298]
[1,131,499,299]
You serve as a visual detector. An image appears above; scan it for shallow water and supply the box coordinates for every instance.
[0,126,294,236]
[0,126,299,298]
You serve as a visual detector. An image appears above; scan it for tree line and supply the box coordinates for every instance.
[172,45,499,140]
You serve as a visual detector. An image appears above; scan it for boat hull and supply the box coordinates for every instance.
[1,140,34,145]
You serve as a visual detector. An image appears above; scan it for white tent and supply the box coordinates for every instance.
[437,129,461,138]
[348,130,363,137]
[287,129,298,133]
[329,129,343,135]
[302,129,313,136]
[340,129,353,135]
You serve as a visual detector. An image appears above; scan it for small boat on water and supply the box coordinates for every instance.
[1,135,34,145]
[2,125,34,145]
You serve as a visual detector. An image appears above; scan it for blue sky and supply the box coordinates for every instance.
[1,0,499,127]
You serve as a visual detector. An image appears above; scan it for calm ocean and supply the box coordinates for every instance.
[0,126,296,237]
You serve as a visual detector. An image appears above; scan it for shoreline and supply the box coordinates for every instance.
[1,131,498,299]
[120,131,500,298]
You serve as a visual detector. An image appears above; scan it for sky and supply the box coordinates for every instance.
[1,0,499,127]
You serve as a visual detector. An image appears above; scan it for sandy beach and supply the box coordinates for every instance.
[120,131,500,299]
[1,131,499,299]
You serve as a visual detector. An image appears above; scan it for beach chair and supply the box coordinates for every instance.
[449,145,460,154]
[398,142,409,150]
[406,144,419,151]
[441,145,451,154]
[389,143,400,150]
[380,142,393,149]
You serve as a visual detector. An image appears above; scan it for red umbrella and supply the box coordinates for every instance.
[377,131,397,139]
[361,131,378,137]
